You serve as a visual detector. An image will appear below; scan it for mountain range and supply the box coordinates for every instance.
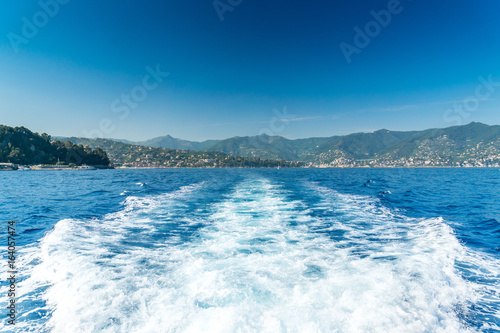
[59,122,500,167]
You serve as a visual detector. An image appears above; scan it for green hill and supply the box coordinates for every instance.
[58,137,303,168]
[0,125,110,166]
[126,122,500,166]
[56,122,500,167]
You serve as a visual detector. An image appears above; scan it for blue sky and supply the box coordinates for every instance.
[1,0,499,141]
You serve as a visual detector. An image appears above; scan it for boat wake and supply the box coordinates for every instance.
[4,178,500,332]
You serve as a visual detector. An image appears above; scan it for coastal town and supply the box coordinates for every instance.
[2,124,500,170]
[315,157,500,168]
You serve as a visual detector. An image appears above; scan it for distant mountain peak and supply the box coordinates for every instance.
[465,121,487,127]
[55,122,500,167]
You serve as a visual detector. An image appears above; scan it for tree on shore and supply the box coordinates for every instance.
[0,125,111,166]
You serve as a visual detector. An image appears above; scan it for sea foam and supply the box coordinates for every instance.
[4,178,498,332]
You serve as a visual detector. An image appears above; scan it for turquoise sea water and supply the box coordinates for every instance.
[1,168,499,332]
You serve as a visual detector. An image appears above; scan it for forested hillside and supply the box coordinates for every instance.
[0,125,110,166]
[59,137,303,168]
[60,122,500,167]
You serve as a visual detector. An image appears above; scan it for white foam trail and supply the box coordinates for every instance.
[151,181,478,333]
[455,250,500,332]
[5,178,497,332]
[308,184,500,332]
[2,182,205,333]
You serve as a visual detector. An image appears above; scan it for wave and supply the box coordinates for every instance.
[3,182,206,333]
[308,183,500,332]
[4,178,499,332]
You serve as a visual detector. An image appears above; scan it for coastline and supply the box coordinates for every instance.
[4,166,498,171]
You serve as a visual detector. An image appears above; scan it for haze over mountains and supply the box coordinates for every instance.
[61,122,500,167]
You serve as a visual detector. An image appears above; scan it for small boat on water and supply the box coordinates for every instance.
[77,165,96,170]
[0,163,17,171]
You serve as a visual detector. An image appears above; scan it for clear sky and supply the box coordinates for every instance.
[1,0,499,141]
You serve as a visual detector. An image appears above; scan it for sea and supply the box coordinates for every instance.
[0,168,499,333]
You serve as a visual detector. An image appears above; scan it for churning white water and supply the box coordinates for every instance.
[5,177,499,332]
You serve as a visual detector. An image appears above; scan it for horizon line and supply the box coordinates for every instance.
[44,121,498,143]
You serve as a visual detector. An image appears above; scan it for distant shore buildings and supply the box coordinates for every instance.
[0,163,103,171]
